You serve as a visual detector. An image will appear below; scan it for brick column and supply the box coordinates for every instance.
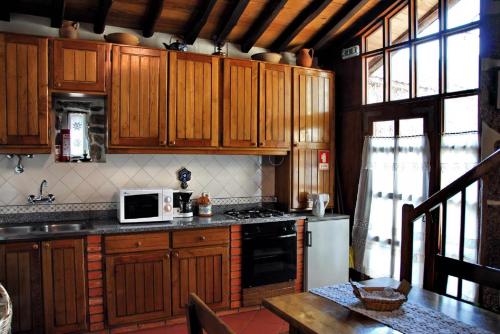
[295,219,305,292]
[87,235,105,332]
[230,225,242,309]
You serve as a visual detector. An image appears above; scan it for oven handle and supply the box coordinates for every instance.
[242,234,296,241]
[306,231,312,247]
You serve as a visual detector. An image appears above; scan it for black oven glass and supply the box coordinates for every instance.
[242,221,297,288]
[124,194,159,219]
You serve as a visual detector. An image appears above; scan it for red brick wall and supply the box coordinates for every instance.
[230,225,242,309]
[86,235,106,332]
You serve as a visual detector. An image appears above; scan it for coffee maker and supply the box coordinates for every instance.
[173,167,194,218]
[173,190,193,218]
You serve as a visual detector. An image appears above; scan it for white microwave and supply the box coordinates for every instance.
[118,188,174,223]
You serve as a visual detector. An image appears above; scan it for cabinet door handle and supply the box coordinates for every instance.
[165,253,170,259]
[259,142,264,146]
[44,242,50,249]
[199,236,206,241]
[170,140,176,145]
[136,241,142,247]
[32,244,39,250]
[173,252,179,257]
[306,231,312,247]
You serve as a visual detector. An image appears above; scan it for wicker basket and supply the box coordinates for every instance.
[0,283,12,334]
[351,280,411,312]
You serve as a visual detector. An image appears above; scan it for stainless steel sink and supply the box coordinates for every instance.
[0,225,36,234]
[40,223,88,233]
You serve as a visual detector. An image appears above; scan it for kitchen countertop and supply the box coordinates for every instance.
[0,212,350,242]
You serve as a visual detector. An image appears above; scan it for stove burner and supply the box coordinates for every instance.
[225,207,284,220]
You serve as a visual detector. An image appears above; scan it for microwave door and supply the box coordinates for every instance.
[123,193,161,222]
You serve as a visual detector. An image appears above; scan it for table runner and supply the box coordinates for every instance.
[311,283,493,334]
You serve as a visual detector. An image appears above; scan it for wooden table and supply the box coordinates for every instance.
[263,278,500,334]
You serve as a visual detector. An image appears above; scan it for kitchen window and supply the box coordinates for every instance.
[362,0,480,104]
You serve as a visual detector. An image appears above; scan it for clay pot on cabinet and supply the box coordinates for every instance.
[59,21,79,39]
[297,48,314,67]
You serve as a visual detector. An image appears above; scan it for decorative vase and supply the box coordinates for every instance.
[297,48,314,67]
[59,21,79,39]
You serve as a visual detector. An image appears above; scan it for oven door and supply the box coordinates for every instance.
[242,233,297,288]
[119,189,163,223]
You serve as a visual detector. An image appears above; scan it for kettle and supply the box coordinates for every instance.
[310,193,329,217]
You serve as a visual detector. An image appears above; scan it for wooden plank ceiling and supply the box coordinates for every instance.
[5,0,388,52]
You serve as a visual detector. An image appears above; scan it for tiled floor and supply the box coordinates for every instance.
[133,309,289,334]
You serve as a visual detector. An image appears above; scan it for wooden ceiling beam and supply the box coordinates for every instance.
[94,0,113,34]
[324,0,400,52]
[271,0,332,52]
[142,0,165,38]
[215,0,250,46]
[240,0,287,53]
[184,0,218,45]
[50,0,66,28]
[307,0,368,50]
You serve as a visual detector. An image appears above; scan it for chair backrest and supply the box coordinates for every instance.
[186,293,235,334]
[400,149,500,303]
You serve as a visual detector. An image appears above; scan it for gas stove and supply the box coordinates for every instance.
[224,207,285,220]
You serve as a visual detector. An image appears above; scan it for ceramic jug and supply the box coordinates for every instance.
[297,48,314,67]
[310,193,329,217]
[59,21,79,39]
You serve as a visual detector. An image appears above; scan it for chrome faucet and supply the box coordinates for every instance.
[28,180,56,204]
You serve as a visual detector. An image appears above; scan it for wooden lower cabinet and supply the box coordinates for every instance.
[171,245,229,315]
[105,251,172,325]
[0,242,42,334]
[42,239,87,334]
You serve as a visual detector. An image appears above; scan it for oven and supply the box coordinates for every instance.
[242,221,297,288]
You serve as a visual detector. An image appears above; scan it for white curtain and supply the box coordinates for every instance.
[441,131,479,301]
[352,135,430,284]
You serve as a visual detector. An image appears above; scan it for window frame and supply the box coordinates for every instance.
[361,0,480,105]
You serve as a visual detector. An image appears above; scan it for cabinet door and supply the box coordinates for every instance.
[259,63,291,149]
[42,239,87,334]
[293,68,333,148]
[0,242,42,334]
[222,59,258,148]
[52,39,107,92]
[0,33,49,149]
[105,251,171,325]
[292,148,334,210]
[110,45,167,147]
[169,52,219,147]
[171,246,229,315]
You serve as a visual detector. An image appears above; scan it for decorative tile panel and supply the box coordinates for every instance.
[0,154,275,205]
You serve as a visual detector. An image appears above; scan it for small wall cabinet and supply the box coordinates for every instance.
[110,45,167,148]
[0,33,50,153]
[52,39,108,93]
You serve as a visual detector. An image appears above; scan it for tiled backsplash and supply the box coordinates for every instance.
[0,154,275,205]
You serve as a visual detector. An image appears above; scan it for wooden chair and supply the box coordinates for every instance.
[186,293,236,334]
[400,149,500,305]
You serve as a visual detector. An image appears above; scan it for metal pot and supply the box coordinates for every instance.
[163,40,188,52]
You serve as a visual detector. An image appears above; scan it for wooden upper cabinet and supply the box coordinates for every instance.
[0,242,43,334]
[0,33,49,151]
[52,39,107,93]
[171,246,229,315]
[222,59,258,148]
[110,45,167,147]
[259,63,291,149]
[42,239,87,334]
[293,68,334,148]
[169,52,219,147]
[105,251,171,325]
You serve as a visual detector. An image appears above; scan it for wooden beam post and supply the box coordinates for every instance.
[142,0,165,38]
[184,0,218,45]
[215,0,250,46]
[94,0,113,34]
[271,0,332,52]
[240,0,287,53]
[51,0,66,28]
[307,0,368,50]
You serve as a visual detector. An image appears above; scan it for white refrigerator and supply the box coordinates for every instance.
[304,216,350,290]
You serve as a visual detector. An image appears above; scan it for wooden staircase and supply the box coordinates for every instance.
[400,149,500,303]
